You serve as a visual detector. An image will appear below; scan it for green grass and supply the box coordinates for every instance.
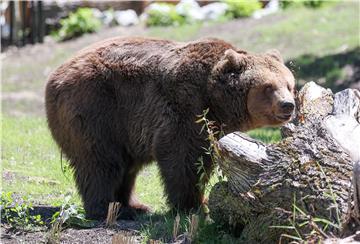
[248,2,359,58]
[1,116,78,206]
[145,2,359,59]
[248,128,281,144]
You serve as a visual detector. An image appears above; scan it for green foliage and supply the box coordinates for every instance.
[303,0,326,8]
[223,0,262,18]
[48,195,97,243]
[281,0,327,9]
[195,108,227,186]
[53,8,101,41]
[50,195,97,229]
[145,3,185,27]
[0,192,44,231]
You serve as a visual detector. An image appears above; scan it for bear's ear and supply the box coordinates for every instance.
[212,49,248,75]
[224,49,248,68]
[266,49,283,63]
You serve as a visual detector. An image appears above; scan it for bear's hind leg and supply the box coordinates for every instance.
[114,161,151,219]
[72,152,125,220]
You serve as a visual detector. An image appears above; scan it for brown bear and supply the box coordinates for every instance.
[45,37,296,219]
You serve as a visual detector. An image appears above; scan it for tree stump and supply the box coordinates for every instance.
[208,82,360,243]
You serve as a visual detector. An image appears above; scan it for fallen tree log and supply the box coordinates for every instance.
[208,82,360,243]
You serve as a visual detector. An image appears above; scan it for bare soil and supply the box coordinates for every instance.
[2,222,142,244]
[1,205,144,243]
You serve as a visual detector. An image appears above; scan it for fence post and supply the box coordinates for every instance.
[9,1,15,45]
[21,1,26,46]
[37,1,44,43]
[30,1,36,44]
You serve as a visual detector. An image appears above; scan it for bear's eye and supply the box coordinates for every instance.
[293,88,298,96]
[287,84,292,92]
[229,72,237,79]
[264,84,274,94]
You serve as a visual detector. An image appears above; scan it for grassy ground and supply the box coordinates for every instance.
[148,2,359,58]
[1,1,359,243]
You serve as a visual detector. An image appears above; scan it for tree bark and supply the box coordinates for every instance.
[208,82,360,243]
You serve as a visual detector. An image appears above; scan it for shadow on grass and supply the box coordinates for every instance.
[286,47,360,92]
[137,209,241,243]
[30,205,60,223]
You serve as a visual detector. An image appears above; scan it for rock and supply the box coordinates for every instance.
[176,0,204,22]
[201,2,229,20]
[102,10,117,27]
[253,0,279,19]
[114,10,139,27]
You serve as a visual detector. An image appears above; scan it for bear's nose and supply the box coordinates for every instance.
[280,101,295,113]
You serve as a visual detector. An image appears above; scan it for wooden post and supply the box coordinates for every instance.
[9,1,15,45]
[37,1,44,43]
[30,1,35,44]
[21,1,26,46]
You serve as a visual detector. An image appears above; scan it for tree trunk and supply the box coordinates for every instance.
[208,82,360,243]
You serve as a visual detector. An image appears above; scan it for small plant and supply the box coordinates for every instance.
[272,195,341,243]
[223,0,262,18]
[0,192,44,231]
[47,195,97,243]
[145,3,185,27]
[195,108,225,194]
[53,8,101,41]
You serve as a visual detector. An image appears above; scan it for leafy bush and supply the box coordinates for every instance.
[54,8,101,41]
[281,0,326,9]
[145,3,185,27]
[223,0,262,18]
[1,192,44,231]
[303,0,326,8]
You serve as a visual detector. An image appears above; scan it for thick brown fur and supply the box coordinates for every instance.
[45,37,295,219]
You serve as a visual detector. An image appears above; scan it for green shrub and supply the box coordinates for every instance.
[54,8,101,41]
[145,3,185,27]
[223,0,262,18]
[281,0,327,9]
[303,0,326,8]
[1,192,44,231]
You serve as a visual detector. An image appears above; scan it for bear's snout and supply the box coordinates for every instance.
[279,101,295,114]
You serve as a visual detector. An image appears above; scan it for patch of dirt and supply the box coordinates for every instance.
[0,204,145,244]
[2,171,60,186]
[1,204,144,244]
[1,224,142,244]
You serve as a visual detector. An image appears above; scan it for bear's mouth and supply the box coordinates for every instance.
[275,113,292,121]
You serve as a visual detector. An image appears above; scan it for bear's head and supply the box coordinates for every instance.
[208,49,296,133]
